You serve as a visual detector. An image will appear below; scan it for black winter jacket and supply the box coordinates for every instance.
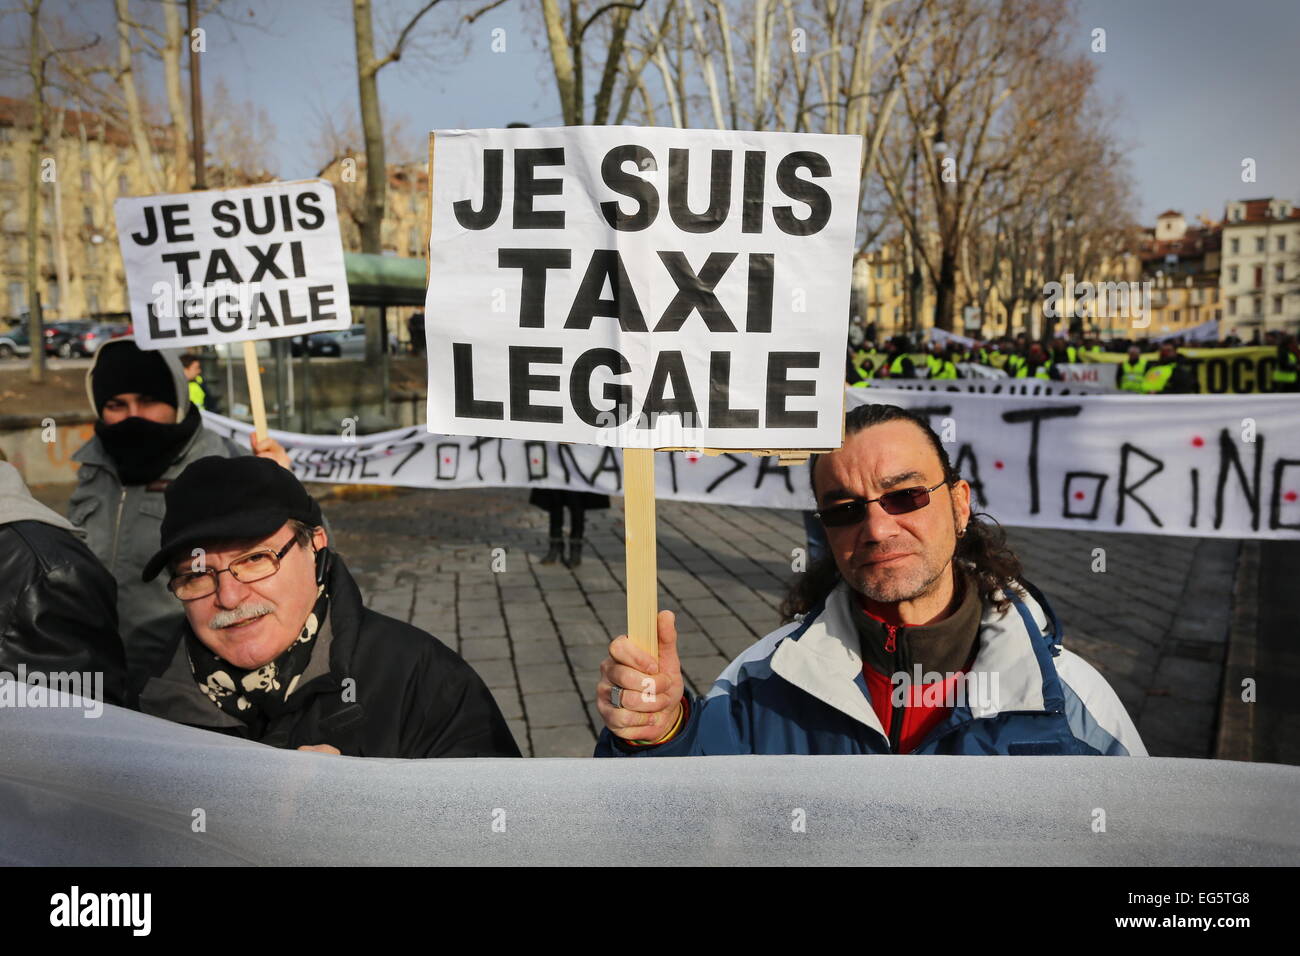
[0,519,127,706]
[136,552,521,758]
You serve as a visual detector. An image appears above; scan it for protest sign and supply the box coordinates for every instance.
[425,126,861,452]
[115,180,351,439]
[203,387,1300,539]
[1054,363,1120,391]
[426,126,861,654]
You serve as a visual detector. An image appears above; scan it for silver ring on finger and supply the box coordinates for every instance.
[609,685,623,709]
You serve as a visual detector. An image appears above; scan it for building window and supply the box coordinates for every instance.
[874,263,883,279]
[1275,296,1284,314]
[86,284,100,316]
[1228,265,1238,284]
[81,170,91,190]
[8,281,24,313]
[1253,297,1262,315]
[1255,266,1263,288]
[0,156,12,181]
[1229,298,1237,316]
[83,206,93,226]
[1172,310,1181,324]
[1279,235,1288,252]
[1277,264,1286,283]
[1230,237,1239,254]
[46,282,59,310]
[1256,237,1266,253]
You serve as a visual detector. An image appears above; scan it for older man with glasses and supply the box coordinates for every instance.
[594,402,1144,757]
[135,456,520,759]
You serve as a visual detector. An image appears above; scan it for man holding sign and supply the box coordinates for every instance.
[594,404,1145,756]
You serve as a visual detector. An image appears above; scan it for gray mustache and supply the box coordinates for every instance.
[209,602,276,629]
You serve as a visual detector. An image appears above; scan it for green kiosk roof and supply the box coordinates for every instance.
[345,253,427,308]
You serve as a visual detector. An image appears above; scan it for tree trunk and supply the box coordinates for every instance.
[115,0,163,194]
[352,0,386,363]
[161,0,190,190]
[27,0,46,384]
[540,0,578,124]
[932,242,958,330]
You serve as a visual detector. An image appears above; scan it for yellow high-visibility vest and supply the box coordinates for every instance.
[1119,359,1147,392]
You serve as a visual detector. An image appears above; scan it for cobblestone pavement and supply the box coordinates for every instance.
[322,486,1241,759]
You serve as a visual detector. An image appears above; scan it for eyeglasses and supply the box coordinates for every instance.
[815,480,950,528]
[167,538,299,601]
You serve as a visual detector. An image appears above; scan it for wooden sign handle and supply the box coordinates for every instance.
[623,447,658,659]
[242,340,269,442]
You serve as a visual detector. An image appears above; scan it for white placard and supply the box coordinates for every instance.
[115,180,351,350]
[425,126,863,449]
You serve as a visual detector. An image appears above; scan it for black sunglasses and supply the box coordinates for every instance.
[815,479,950,528]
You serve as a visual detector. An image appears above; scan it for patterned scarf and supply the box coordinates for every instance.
[186,549,331,726]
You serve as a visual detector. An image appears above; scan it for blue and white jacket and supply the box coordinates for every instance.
[595,580,1146,757]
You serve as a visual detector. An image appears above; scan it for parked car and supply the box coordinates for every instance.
[334,324,368,358]
[77,323,131,356]
[289,332,342,358]
[0,326,32,359]
[44,320,94,358]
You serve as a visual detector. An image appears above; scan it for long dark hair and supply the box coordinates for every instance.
[779,403,1024,623]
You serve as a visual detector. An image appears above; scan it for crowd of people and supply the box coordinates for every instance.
[846,328,1300,394]
[0,333,1149,759]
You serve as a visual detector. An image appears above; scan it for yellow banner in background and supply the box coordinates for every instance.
[1083,347,1276,393]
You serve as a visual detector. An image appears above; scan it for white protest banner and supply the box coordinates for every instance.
[1153,318,1219,343]
[929,326,979,350]
[1055,363,1120,391]
[114,180,351,350]
[868,377,1107,396]
[425,126,862,451]
[957,362,1007,380]
[846,389,1300,539]
[200,410,811,509]
[203,388,1300,539]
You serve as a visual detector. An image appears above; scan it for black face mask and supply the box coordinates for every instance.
[94,405,201,486]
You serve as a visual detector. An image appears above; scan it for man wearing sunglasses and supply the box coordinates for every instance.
[594,402,1144,757]
[135,456,520,759]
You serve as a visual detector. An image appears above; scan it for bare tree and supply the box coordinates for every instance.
[875,0,1085,330]
[539,0,666,125]
[14,0,97,383]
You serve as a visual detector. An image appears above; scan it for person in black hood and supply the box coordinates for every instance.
[68,336,291,693]
[136,456,520,758]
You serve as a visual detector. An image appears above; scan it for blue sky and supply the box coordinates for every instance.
[29,0,1300,225]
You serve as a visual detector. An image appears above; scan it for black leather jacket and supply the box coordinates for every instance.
[0,519,128,707]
